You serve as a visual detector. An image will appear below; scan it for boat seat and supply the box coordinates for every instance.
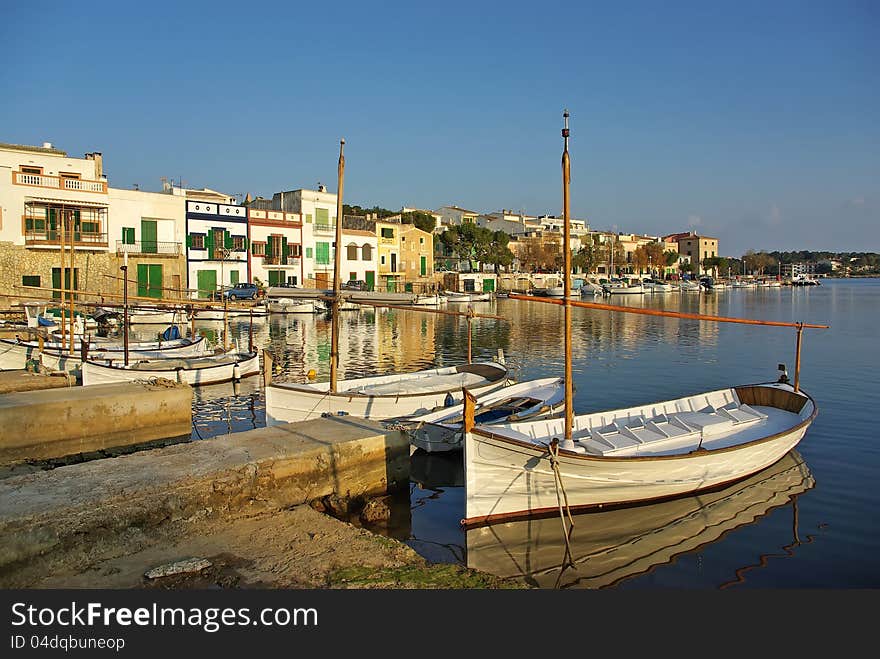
[579,413,700,455]
[672,411,735,437]
[717,402,768,425]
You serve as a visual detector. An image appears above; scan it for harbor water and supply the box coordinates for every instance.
[135,278,880,588]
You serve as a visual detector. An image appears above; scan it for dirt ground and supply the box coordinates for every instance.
[2,503,522,590]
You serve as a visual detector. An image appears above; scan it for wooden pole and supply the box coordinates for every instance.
[262,348,274,387]
[508,293,830,329]
[68,209,76,355]
[794,323,804,392]
[59,205,66,351]
[466,306,474,363]
[330,138,345,393]
[121,251,129,366]
[561,110,573,443]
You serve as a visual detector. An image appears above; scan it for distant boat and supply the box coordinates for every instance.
[603,279,644,295]
[400,377,566,453]
[194,303,268,320]
[679,279,702,292]
[445,292,472,303]
[641,278,673,292]
[267,298,327,314]
[411,293,445,306]
[81,350,260,386]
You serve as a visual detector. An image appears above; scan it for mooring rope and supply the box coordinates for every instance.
[547,439,576,576]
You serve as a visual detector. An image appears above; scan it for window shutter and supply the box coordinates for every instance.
[282,237,289,259]
[224,231,233,249]
[186,234,192,248]
[251,240,258,255]
[266,240,274,257]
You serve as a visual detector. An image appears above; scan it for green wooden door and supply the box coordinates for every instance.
[137,264,163,299]
[365,271,375,291]
[268,270,285,286]
[141,219,157,253]
[51,268,78,300]
[230,270,239,286]
[197,270,217,299]
[482,278,495,292]
[420,256,427,276]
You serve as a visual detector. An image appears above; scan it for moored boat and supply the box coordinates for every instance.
[81,350,260,386]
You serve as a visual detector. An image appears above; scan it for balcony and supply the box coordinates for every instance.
[313,223,336,234]
[26,229,108,248]
[379,237,396,245]
[116,241,182,256]
[14,171,107,194]
[263,256,301,267]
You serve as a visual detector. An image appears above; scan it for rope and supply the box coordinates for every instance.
[547,439,576,580]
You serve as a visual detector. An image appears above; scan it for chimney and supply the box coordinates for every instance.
[85,152,103,179]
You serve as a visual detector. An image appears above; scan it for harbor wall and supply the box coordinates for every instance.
[0,379,193,465]
[0,415,409,573]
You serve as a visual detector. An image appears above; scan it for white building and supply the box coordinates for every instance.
[434,205,480,230]
[477,210,541,235]
[185,199,249,298]
[247,208,303,287]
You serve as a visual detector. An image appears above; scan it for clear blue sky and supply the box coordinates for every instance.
[2,0,877,256]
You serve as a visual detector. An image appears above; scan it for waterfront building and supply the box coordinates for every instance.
[664,231,719,276]
[184,196,249,298]
[0,142,111,306]
[782,262,816,278]
[246,207,303,287]
[398,223,434,288]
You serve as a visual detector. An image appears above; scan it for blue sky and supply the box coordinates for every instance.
[2,0,877,256]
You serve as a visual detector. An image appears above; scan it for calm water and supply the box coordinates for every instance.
[148,279,880,588]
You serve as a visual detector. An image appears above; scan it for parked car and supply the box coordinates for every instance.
[219,282,259,300]
[341,279,368,291]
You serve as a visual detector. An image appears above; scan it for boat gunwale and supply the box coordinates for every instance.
[468,382,817,463]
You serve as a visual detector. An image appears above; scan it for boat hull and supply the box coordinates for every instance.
[0,337,209,371]
[81,352,260,386]
[265,362,511,424]
[463,383,816,526]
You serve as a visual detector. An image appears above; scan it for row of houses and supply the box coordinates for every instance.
[0,142,434,304]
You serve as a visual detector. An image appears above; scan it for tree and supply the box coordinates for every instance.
[401,211,437,234]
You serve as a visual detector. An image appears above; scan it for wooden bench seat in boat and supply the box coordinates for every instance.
[576,402,769,456]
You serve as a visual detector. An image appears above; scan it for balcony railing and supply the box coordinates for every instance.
[263,256,301,267]
[379,237,396,245]
[313,223,336,233]
[116,241,182,256]
[14,171,108,193]
[26,229,108,247]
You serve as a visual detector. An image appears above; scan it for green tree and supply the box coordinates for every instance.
[401,211,437,234]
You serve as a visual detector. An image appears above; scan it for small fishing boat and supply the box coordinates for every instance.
[400,377,566,453]
[0,335,210,371]
[642,278,673,292]
[81,350,260,386]
[603,279,644,295]
[115,307,188,325]
[267,298,327,314]
[678,279,702,292]
[463,379,818,525]
[411,293,445,306]
[468,292,494,302]
[445,292,472,303]
[265,360,511,424]
[194,303,268,320]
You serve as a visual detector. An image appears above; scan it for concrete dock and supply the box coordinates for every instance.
[0,379,192,465]
[0,415,410,575]
[0,369,76,394]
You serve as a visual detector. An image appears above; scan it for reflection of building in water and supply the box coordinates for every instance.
[466,451,814,589]
[374,308,437,372]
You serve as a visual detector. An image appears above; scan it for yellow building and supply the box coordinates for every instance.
[399,223,434,286]
[664,231,719,275]
[375,220,401,292]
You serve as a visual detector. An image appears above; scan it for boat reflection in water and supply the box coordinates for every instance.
[465,450,814,589]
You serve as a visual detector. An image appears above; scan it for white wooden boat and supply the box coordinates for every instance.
[411,294,445,306]
[194,304,268,320]
[463,381,817,526]
[81,350,260,386]
[469,292,494,302]
[116,307,187,325]
[642,278,673,292]
[678,279,702,292]
[267,298,327,314]
[401,377,566,453]
[579,281,603,296]
[445,292,472,303]
[603,280,644,295]
[545,286,566,297]
[465,449,814,588]
[0,336,209,371]
[265,361,512,424]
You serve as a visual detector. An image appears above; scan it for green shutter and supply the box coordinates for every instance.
[186,234,193,248]
[306,247,313,259]
[282,237,288,259]
[266,239,274,257]
[316,242,330,265]
[224,231,233,249]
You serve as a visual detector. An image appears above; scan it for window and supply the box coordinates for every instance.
[316,242,330,265]
[189,233,205,249]
[232,235,247,251]
[287,275,298,286]
[22,275,40,287]
[381,255,386,265]
[305,214,312,223]
[362,244,372,260]
[59,172,81,180]
[381,227,394,239]
[122,227,135,244]
[420,237,425,245]
[290,244,302,257]
[252,241,266,256]
[20,166,42,175]
[347,244,358,260]
[306,247,313,259]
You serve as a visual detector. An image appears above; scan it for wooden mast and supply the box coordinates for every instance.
[68,208,76,355]
[59,204,67,351]
[561,110,574,446]
[329,138,345,393]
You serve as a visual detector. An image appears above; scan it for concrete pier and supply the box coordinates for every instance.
[0,415,409,573]
[0,369,76,394]
[0,379,192,465]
